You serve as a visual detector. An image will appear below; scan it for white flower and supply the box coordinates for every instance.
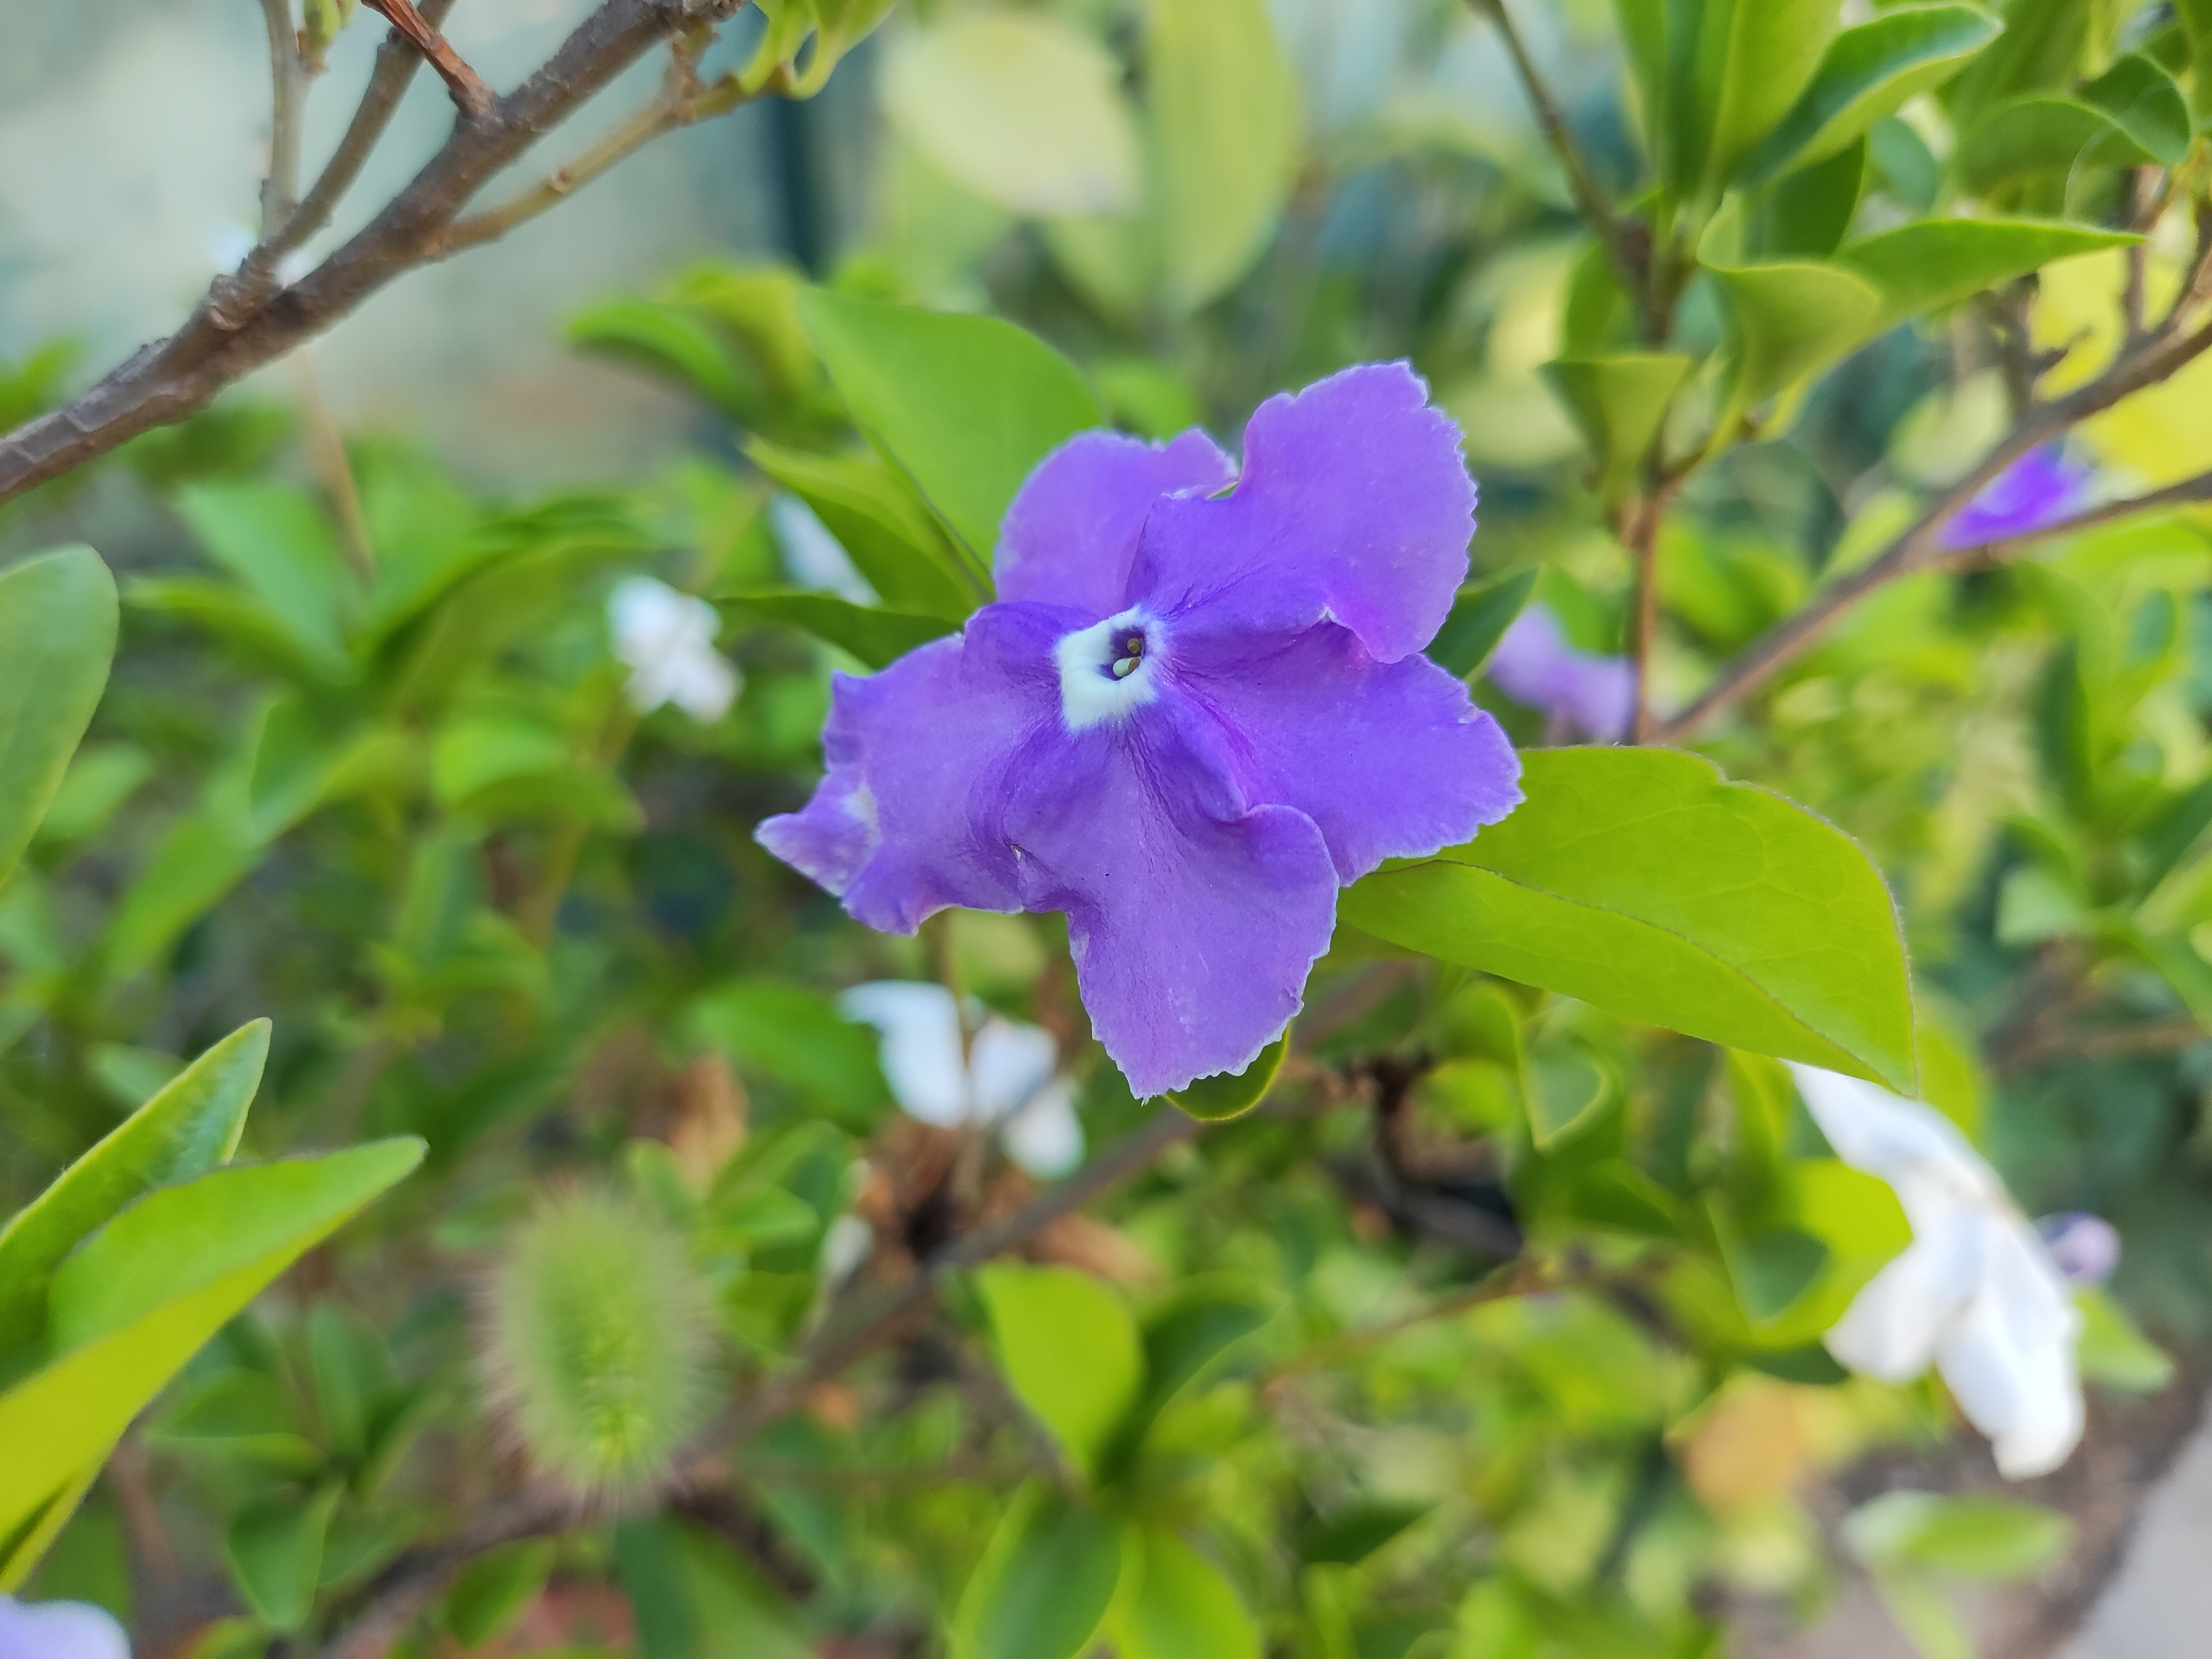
[608,576,739,722]
[1788,1065,2083,1479]
[0,1594,131,1659]
[838,980,1084,1178]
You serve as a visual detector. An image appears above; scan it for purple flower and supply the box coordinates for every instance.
[1486,605,1635,743]
[759,363,1522,1096]
[0,1597,129,1659]
[2037,1212,2121,1286]
[1940,448,2091,549]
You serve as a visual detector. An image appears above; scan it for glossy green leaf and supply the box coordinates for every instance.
[2182,0,2212,120]
[1123,1279,1272,1447]
[0,546,117,888]
[1147,0,1302,310]
[0,1139,422,1554]
[1541,356,1697,495]
[882,13,1140,216]
[1837,218,2137,330]
[1527,1048,1610,1150]
[1340,748,1917,1090]
[796,289,1104,566]
[1168,1031,1289,1121]
[1108,1527,1260,1659]
[744,438,975,619]
[1707,258,1884,404]
[975,1263,1143,1480]
[0,1019,268,1357]
[688,978,889,1125]
[1743,3,2001,181]
[721,589,955,671]
[1681,0,1840,194]
[227,1485,340,1630]
[1955,96,2160,195]
[2081,53,2193,166]
[952,1483,1129,1659]
[1430,568,1541,679]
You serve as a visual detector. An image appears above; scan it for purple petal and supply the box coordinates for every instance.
[756,606,1077,932]
[2037,1212,2121,1286]
[1941,448,2091,549]
[996,430,1235,618]
[1486,606,1634,743]
[993,694,1341,1097]
[1171,622,1522,881]
[0,1598,129,1659]
[1127,363,1475,663]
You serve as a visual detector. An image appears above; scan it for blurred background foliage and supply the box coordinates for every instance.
[7,0,2212,1656]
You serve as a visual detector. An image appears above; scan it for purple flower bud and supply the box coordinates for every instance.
[758,364,1525,1097]
[1485,605,1634,743]
[2037,1212,2121,1286]
[1940,448,2092,549]
[0,1597,129,1659]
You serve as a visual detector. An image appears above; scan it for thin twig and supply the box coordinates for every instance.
[0,0,749,507]
[362,0,493,113]
[265,0,464,268]
[1623,478,1679,742]
[1260,1260,1556,1383]
[293,350,377,579]
[440,36,755,253]
[1468,0,1645,325]
[259,0,311,229]
[1657,297,2212,742]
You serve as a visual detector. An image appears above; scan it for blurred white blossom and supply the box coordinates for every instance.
[839,980,1084,1177]
[1789,1065,2083,1479]
[0,1595,130,1659]
[608,576,738,722]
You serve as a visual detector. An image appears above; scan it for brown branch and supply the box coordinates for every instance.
[362,0,493,114]
[1468,0,1646,327]
[1622,478,1681,742]
[0,0,745,509]
[262,0,463,269]
[314,1105,1209,1657]
[1655,302,2212,743]
[259,0,311,228]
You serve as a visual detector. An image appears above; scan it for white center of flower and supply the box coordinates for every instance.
[1056,608,1162,732]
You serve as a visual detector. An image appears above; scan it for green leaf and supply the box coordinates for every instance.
[1955,95,2161,196]
[721,589,954,671]
[975,1263,1143,1480]
[2080,53,2193,165]
[2074,1286,2176,1392]
[1167,1031,1289,1121]
[33,743,153,848]
[744,438,975,619]
[1836,217,2138,331]
[1146,0,1302,310]
[145,1371,322,1469]
[445,1540,557,1648]
[1681,0,1841,195]
[569,295,763,421]
[1429,569,1541,679]
[882,12,1140,216]
[1340,748,1918,1090]
[0,1139,422,1558]
[1108,1526,1260,1659]
[1743,4,2002,182]
[1527,1048,1610,1150]
[174,483,352,671]
[1117,1279,1272,1456]
[1844,1491,2074,1580]
[688,978,889,1125]
[1296,1500,1433,1567]
[0,1020,269,1357]
[796,289,1104,567]
[952,1482,1129,1659]
[0,546,117,888]
[1708,258,1884,407]
[1754,138,1869,259]
[226,1485,340,1630]
[2181,0,2212,121]
[1540,356,1697,497]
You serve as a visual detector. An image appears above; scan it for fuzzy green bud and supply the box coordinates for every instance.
[480,1188,713,1504]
